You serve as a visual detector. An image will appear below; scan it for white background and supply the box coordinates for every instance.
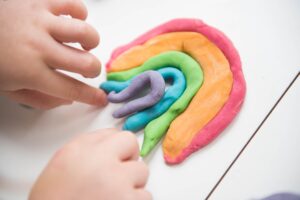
[0,0,299,199]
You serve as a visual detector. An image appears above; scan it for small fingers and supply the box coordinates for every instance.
[44,40,101,78]
[32,69,107,106]
[3,89,72,110]
[48,0,88,20]
[50,16,100,50]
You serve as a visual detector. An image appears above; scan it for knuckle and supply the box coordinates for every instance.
[25,33,45,53]
[26,35,38,50]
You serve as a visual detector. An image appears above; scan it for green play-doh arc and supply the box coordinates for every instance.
[107,51,204,156]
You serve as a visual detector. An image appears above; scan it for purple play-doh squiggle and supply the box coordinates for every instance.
[108,70,165,118]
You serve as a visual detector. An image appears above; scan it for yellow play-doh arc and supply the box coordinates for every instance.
[108,32,233,159]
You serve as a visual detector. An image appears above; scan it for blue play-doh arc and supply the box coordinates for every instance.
[100,67,186,132]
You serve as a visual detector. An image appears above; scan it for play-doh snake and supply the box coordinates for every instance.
[100,18,246,164]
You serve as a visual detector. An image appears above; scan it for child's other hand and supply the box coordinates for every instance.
[0,0,107,109]
[29,129,152,200]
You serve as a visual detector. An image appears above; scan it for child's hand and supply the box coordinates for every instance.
[29,129,152,200]
[0,0,107,109]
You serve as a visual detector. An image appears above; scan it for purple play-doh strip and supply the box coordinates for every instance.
[106,18,246,164]
[108,70,165,118]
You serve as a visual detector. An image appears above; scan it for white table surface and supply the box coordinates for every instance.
[210,74,300,200]
[0,0,299,199]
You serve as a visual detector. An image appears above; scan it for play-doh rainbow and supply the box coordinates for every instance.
[101,19,246,164]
